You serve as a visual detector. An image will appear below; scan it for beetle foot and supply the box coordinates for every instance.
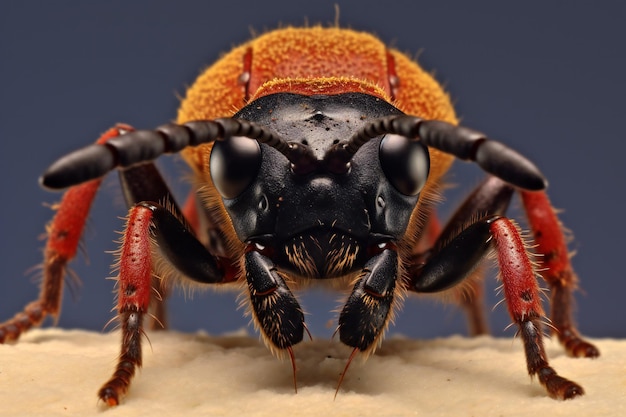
[557,327,600,358]
[98,308,145,406]
[98,387,121,407]
[537,367,584,400]
[0,301,46,343]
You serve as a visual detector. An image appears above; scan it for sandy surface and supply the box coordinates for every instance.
[0,328,623,417]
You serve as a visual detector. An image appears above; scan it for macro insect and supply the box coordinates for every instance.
[0,26,599,405]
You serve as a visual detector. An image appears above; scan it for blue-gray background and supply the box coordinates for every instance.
[1,1,624,340]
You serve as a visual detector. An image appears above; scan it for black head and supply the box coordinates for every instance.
[209,93,430,278]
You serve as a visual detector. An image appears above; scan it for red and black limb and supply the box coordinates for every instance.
[11,109,597,403]
[520,190,599,358]
[344,112,597,396]
[100,171,244,404]
[0,125,129,344]
[36,119,309,405]
[402,175,587,399]
[98,199,240,406]
[313,114,596,399]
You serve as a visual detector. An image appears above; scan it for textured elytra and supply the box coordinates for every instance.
[177,27,457,186]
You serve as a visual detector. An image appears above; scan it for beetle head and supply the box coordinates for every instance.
[209,93,430,277]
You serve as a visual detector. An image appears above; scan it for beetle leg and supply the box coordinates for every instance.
[144,192,204,330]
[148,202,238,284]
[408,212,584,398]
[98,201,236,406]
[115,148,233,328]
[117,150,190,330]
[423,177,515,334]
[0,125,130,343]
[417,211,489,333]
[410,217,496,292]
[520,191,599,358]
[97,203,155,406]
[408,177,513,293]
[419,212,488,334]
[144,190,232,330]
[490,217,584,399]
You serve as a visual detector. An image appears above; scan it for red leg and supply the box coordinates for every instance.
[521,191,599,358]
[0,125,131,343]
[98,204,154,406]
[490,217,583,399]
[98,200,237,405]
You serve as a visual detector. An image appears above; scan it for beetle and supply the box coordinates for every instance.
[0,26,599,405]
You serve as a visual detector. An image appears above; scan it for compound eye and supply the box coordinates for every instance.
[210,136,261,199]
[379,134,430,196]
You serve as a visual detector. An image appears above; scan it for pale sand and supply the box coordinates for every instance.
[0,328,624,416]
